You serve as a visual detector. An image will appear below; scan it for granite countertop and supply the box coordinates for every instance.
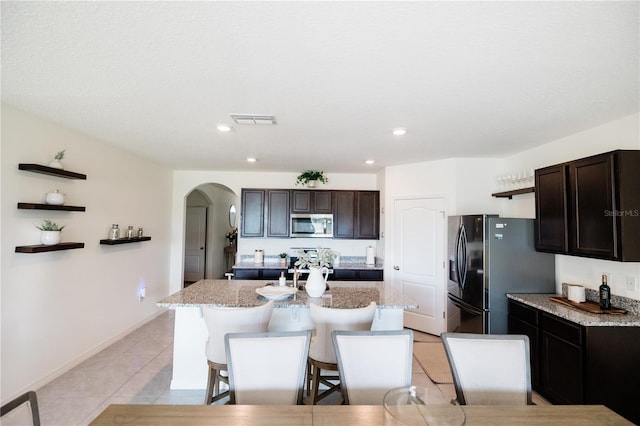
[158,279,416,310]
[507,293,640,327]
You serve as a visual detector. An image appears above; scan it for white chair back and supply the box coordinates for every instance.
[441,333,532,405]
[202,301,274,364]
[309,301,376,364]
[1,391,40,426]
[225,331,312,405]
[332,330,413,405]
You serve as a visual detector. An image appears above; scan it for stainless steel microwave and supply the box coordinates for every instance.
[290,214,334,238]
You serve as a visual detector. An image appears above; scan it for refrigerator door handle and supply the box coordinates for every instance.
[456,224,468,290]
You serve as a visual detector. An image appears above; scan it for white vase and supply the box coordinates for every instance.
[305,266,329,297]
[41,231,61,245]
[48,160,64,169]
[306,180,317,188]
[45,190,65,205]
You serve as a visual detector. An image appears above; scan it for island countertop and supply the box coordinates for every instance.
[157,279,416,310]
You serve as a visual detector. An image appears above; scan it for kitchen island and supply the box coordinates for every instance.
[157,279,417,389]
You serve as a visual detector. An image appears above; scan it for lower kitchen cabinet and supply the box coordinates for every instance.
[508,299,640,424]
[234,267,382,281]
[233,268,288,280]
[331,269,383,281]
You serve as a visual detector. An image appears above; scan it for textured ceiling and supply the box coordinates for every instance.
[2,1,638,172]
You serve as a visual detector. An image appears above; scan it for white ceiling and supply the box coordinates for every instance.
[2,1,638,173]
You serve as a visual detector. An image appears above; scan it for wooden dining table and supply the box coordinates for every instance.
[89,403,632,425]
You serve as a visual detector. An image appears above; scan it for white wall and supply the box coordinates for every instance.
[504,112,640,298]
[169,171,378,293]
[1,105,173,402]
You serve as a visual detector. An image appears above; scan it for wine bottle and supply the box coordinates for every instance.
[599,274,611,310]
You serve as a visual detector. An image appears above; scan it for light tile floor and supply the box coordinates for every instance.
[33,310,541,425]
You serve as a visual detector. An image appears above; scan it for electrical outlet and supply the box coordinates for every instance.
[626,276,637,293]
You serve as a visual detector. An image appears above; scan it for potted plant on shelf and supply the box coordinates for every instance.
[36,219,65,245]
[48,150,66,169]
[279,252,288,266]
[296,170,328,188]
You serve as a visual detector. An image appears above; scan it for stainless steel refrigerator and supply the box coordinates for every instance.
[447,215,556,334]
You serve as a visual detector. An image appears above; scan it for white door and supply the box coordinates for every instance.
[393,197,446,335]
[184,206,207,283]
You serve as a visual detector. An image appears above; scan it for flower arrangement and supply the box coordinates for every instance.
[296,170,328,186]
[36,219,65,231]
[226,228,237,244]
[279,252,288,258]
[294,248,338,269]
[54,150,66,160]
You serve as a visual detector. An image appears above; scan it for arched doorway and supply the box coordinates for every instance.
[183,183,238,287]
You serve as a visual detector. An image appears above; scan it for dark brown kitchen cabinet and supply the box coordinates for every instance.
[333,190,380,240]
[333,191,355,239]
[240,189,290,238]
[534,164,568,253]
[266,190,290,237]
[355,191,380,239]
[539,312,584,405]
[240,189,265,237]
[233,268,288,280]
[332,269,383,281]
[534,150,640,261]
[291,190,332,213]
[507,301,541,388]
[508,299,640,424]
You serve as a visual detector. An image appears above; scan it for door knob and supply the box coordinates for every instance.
[394,265,400,270]
[200,247,204,250]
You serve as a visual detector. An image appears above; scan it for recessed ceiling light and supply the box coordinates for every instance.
[365,160,375,165]
[246,157,257,163]
[217,124,232,132]
[392,128,407,136]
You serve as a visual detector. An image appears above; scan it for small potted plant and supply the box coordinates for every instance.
[296,170,328,188]
[226,228,237,245]
[36,219,65,245]
[279,252,288,266]
[48,150,66,169]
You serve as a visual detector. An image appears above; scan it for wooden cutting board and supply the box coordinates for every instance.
[550,296,627,314]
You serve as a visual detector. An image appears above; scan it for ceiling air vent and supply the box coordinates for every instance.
[230,114,277,125]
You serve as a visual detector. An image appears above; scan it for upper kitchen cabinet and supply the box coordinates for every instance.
[333,191,355,238]
[535,150,640,261]
[333,190,380,240]
[535,164,568,253]
[266,190,290,237]
[241,189,265,237]
[291,190,332,213]
[355,191,380,239]
[241,189,290,238]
